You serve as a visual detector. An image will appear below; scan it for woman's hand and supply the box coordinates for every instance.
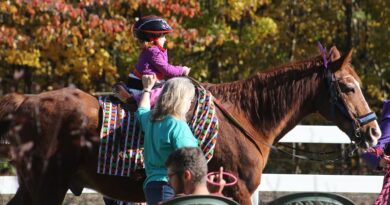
[139,74,157,109]
[142,74,157,91]
[207,167,226,194]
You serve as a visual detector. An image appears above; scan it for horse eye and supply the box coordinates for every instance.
[340,84,355,94]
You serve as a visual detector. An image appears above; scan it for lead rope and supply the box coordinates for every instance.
[374,160,390,205]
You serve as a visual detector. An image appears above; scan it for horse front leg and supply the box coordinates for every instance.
[229,180,254,205]
[9,169,70,205]
[29,159,74,205]
[29,175,69,205]
[15,154,75,205]
[7,186,32,205]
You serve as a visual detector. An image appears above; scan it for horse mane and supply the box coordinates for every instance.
[0,93,26,139]
[208,55,327,130]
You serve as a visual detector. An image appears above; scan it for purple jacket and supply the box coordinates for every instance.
[361,100,390,169]
[134,45,185,79]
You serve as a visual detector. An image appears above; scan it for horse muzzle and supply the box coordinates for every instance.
[356,122,381,149]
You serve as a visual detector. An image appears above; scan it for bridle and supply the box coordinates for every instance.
[326,69,377,144]
[318,42,377,146]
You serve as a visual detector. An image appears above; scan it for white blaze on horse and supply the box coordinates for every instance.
[0,46,381,205]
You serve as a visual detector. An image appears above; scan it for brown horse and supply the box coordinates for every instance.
[0,46,381,205]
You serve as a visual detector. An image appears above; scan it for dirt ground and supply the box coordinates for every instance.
[0,192,379,205]
[0,194,107,205]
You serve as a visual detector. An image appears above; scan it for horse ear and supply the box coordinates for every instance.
[328,46,341,61]
[341,49,353,67]
[331,48,353,71]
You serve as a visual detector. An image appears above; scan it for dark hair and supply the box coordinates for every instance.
[165,147,207,184]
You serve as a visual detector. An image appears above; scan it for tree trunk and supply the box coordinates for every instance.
[23,66,32,93]
[288,0,297,61]
[344,0,353,50]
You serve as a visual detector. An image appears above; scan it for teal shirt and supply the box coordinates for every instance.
[136,107,198,188]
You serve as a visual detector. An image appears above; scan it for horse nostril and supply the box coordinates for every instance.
[369,127,381,140]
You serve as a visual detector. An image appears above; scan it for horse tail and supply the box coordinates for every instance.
[0,93,26,142]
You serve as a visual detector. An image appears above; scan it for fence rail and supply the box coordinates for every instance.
[258,125,383,193]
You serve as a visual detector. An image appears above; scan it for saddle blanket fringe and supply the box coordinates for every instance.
[97,96,144,177]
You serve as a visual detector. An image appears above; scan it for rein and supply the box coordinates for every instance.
[188,78,265,158]
[212,98,351,162]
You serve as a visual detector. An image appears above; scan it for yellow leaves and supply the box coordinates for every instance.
[255,17,278,35]
[242,17,278,45]
[91,48,116,73]
[368,20,381,28]
[99,49,110,58]
[0,2,7,12]
[9,5,18,14]
[216,34,227,46]
[54,45,117,88]
[227,0,245,21]
[71,36,79,46]
[225,0,270,21]
[88,48,95,55]
[5,49,41,68]
[80,73,90,84]
[367,84,386,102]
[0,2,18,14]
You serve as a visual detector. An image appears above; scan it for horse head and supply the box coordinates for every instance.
[317,46,381,148]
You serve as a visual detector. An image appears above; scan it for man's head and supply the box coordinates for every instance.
[165,147,208,194]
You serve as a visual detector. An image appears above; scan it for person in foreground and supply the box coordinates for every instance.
[161,147,240,205]
[361,100,390,204]
[362,100,390,170]
[137,74,198,205]
[164,147,226,196]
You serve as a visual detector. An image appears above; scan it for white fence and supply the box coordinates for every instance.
[250,125,383,204]
[259,125,382,193]
[0,126,384,204]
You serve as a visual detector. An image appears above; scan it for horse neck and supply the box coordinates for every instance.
[207,57,326,143]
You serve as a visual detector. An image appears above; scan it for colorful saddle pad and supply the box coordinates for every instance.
[97,86,219,177]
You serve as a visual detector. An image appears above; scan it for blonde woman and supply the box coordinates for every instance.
[137,74,198,205]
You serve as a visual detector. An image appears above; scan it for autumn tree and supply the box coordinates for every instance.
[0,0,201,93]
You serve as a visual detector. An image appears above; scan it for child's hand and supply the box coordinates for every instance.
[183,66,191,76]
[207,167,226,194]
[142,74,157,91]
